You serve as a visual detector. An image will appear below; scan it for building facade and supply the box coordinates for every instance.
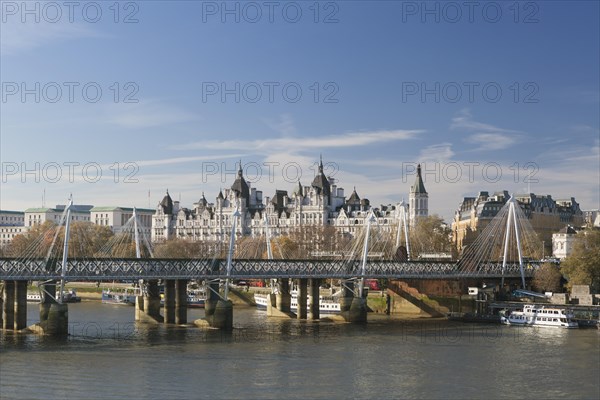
[452,191,584,254]
[24,205,93,227]
[0,210,25,226]
[90,207,154,236]
[0,210,26,247]
[151,159,417,246]
[552,225,578,260]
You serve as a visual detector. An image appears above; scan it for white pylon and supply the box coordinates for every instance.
[224,207,241,300]
[395,200,411,260]
[501,196,526,289]
[59,195,73,304]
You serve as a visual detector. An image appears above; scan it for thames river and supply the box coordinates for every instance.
[1,303,598,400]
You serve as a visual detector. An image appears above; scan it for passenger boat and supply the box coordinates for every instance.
[27,292,42,302]
[27,289,81,303]
[159,288,206,308]
[254,290,341,314]
[500,304,578,328]
[186,288,206,308]
[101,288,138,306]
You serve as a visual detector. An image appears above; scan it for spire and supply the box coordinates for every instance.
[311,155,331,199]
[411,164,427,194]
[293,180,303,197]
[160,190,174,214]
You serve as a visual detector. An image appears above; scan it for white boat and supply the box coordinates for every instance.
[254,290,341,314]
[159,288,206,308]
[27,292,42,302]
[500,304,578,328]
[102,288,138,305]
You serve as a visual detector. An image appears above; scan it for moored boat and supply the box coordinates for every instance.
[500,304,578,328]
[101,288,138,306]
[254,290,341,314]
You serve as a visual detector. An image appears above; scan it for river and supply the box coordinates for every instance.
[1,303,598,399]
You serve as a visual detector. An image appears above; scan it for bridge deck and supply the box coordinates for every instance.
[0,258,536,281]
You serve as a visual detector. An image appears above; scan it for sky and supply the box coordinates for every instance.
[1,0,599,223]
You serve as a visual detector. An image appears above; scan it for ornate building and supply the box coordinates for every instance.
[452,191,584,255]
[151,158,409,246]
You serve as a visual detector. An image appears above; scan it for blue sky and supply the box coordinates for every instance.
[1,0,598,222]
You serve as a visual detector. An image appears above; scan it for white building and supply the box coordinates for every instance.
[583,209,600,227]
[90,206,154,236]
[151,158,419,245]
[552,225,578,260]
[24,205,93,227]
[0,210,25,226]
[0,226,27,247]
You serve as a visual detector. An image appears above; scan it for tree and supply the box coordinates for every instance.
[8,221,115,258]
[560,229,600,292]
[532,262,563,293]
[409,215,454,259]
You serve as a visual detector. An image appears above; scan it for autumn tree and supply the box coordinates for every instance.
[8,221,114,258]
[560,229,600,292]
[532,262,563,293]
[409,215,454,259]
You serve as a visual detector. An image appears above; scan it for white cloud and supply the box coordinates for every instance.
[170,129,422,152]
[1,21,102,55]
[451,109,520,151]
[418,143,455,161]
[467,133,516,151]
[262,114,296,136]
[106,100,199,129]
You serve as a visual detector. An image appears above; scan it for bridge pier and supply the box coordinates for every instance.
[163,279,176,324]
[136,280,163,323]
[14,280,27,330]
[205,280,233,331]
[339,280,354,314]
[175,279,187,324]
[308,278,320,320]
[276,279,291,313]
[340,280,367,324]
[2,280,15,330]
[297,278,307,320]
[38,282,69,335]
[267,278,295,318]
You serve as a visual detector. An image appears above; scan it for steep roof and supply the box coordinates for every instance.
[411,164,427,194]
[231,163,250,202]
[311,157,331,197]
[160,190,174,214]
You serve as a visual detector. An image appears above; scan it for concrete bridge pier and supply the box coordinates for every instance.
[38,282,69,335]
[340,280,367,324]
[39,282,56,324]
[14,280,27,330]
[339,280,354,313]
[297,278,307,320]
[276,279,291,313]
[308,278,320,320]
[163,279,176,324]
[2,280,15,330]
[175,279,188,324]
[267,278,295,318]
[136,280,163,323]
[205,280,233,331]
